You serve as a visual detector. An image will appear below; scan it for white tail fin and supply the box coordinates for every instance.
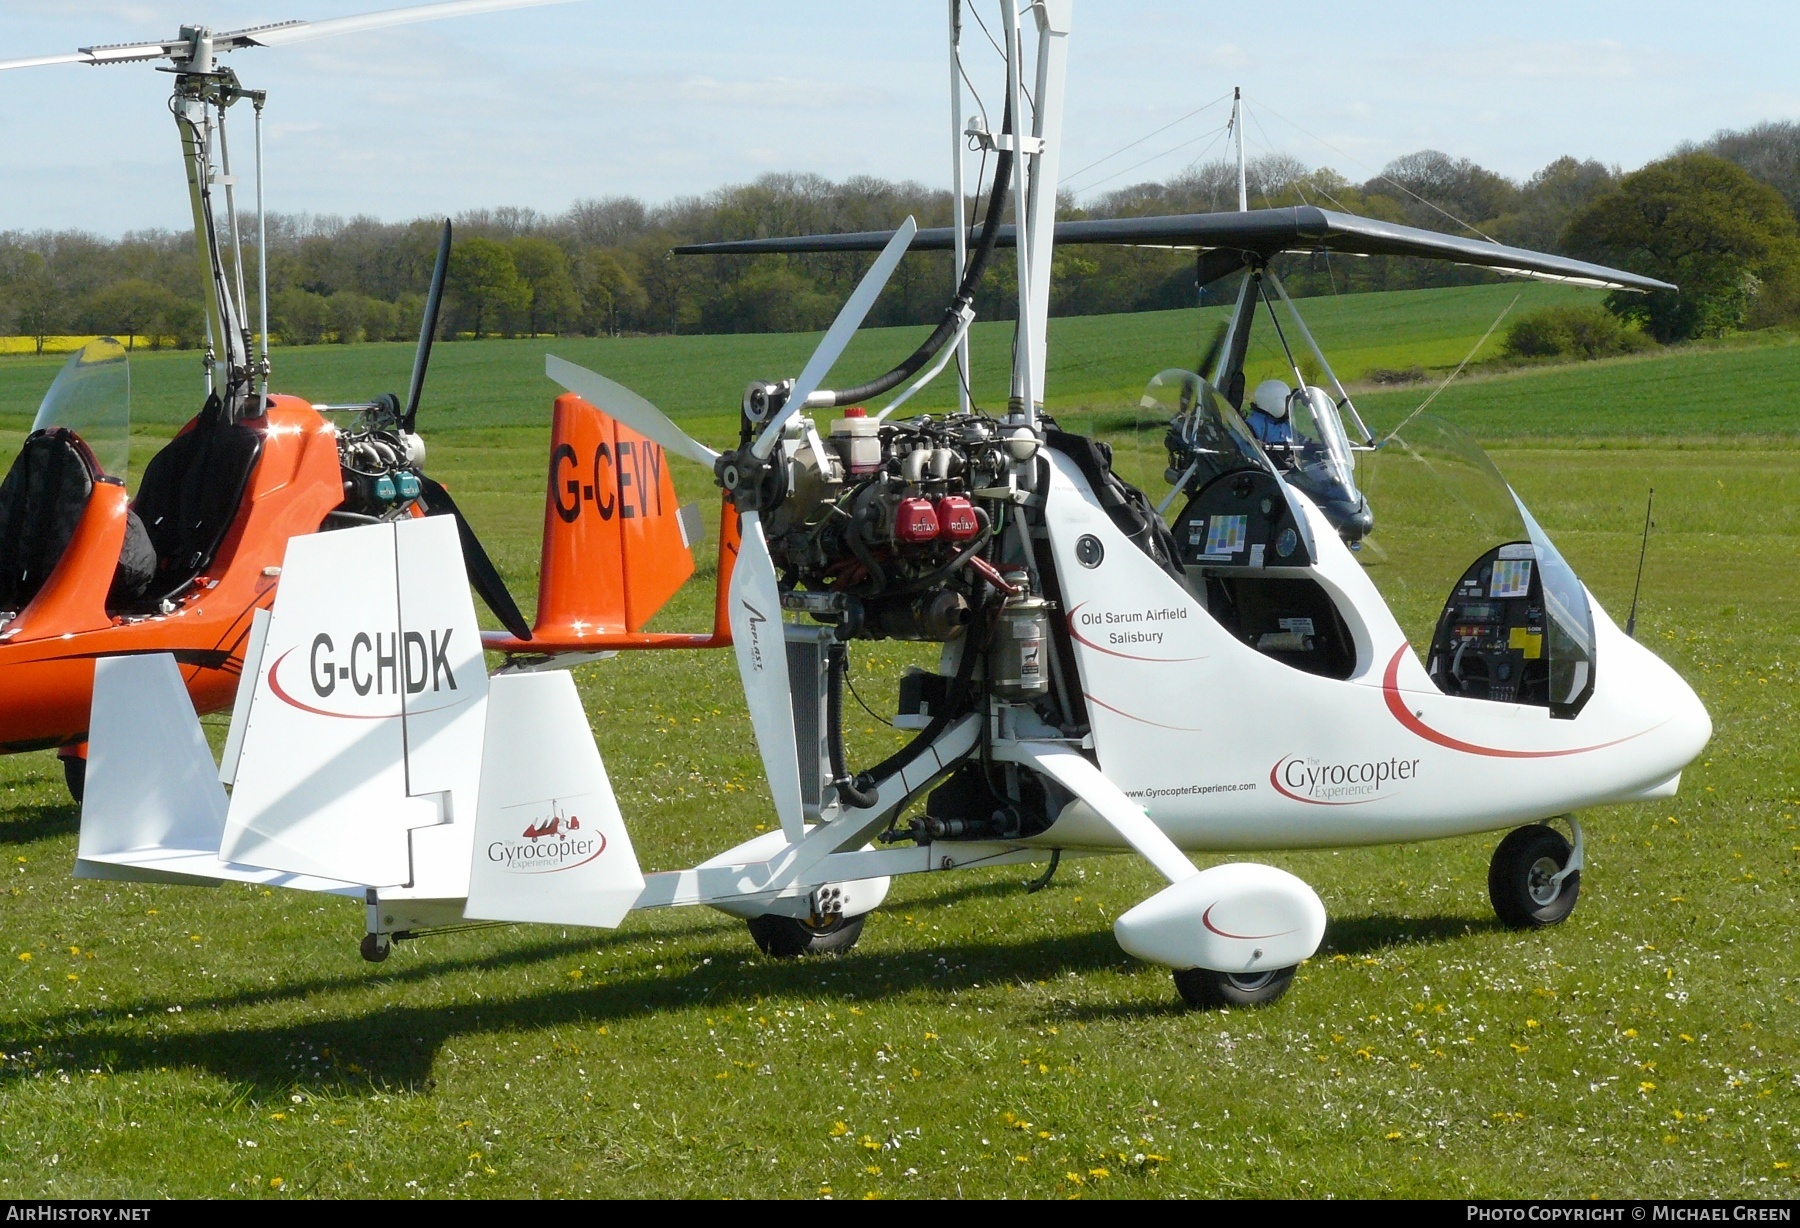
[463,670,644,929]
[219,516,487,893]
[75,653,355,893]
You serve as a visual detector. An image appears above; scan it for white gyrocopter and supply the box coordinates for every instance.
[70,0,1709,1009]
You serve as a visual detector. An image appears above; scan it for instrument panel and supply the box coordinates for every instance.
[1427,542,1550,705]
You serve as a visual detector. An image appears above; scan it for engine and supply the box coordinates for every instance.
[330,396,427,520]
[756,405,1041,646]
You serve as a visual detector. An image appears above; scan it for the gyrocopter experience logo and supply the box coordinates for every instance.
[486,796,607,874]
[1270,754,1420,805]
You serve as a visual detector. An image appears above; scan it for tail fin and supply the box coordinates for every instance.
[535,393,697,638]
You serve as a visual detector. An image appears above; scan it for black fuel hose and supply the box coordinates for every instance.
[821,103,1015,408]
[846,596,988,802]
[827,643,881,809]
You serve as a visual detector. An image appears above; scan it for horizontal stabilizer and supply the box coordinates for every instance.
[219,517,487,890]
[76,653,356,894]
[674,205,1675,294]
[463,670,644,928]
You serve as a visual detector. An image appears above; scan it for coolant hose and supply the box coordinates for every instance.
[822,103,1015,408]
[828,643,881,809]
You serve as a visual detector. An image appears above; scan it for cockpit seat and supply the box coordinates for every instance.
[0,428,103,616]
[129,394,264,607]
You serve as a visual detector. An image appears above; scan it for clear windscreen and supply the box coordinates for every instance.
[1144,368,1271,489]
[1357,414,1532,643]
[1282,385,1361,510]
[1358,413,1595,714]
[31,338,130,481]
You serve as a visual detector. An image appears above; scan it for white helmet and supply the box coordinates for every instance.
[1252,379,1292,420]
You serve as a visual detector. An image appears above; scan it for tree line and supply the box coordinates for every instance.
[0,120,1795,354]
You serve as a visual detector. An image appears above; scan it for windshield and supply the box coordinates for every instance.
[1282,386,1360,509]
[1358,414,1595,716]
[1145,368,1271,490]
[32,338,130,481]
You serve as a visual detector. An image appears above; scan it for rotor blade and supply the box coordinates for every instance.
[221,0,580,49]
[751,215,917,459]
[729,510,804,843]
[417,475,534,642]
[403,219,452,433]
[0,52,88,72]
[545,354,720,467]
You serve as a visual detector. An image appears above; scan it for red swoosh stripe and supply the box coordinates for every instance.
[1084,692,1206,732]
[1201,902,1294,941]
[1382,645,1657,758]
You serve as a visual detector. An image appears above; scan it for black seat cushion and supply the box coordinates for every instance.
[0,429,98,614]
[130,394,264,605]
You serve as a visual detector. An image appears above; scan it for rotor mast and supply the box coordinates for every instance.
[1230,86,1247,212]
[999,0,1071,427]
[170,26,261,420]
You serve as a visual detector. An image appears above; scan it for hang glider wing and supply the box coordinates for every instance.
[673,204,1674,294]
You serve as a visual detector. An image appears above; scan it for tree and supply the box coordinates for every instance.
[447,237,527,339]
[272,287,330,345]
[329,291,368,344]
[78,278,183,351]
[10,255,66,356]
[1564,153,1800,341]
[575,248,645,336]
[510,237,580,335]
[1692,121,1800,218]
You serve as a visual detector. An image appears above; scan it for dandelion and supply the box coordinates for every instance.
[1065,1172,1085,1185]
[1385,1131,1403,1140]
[830,1122,850,1137]
[269,1177,284,1189]
[864,1165,881,1175]
[1624,1028,1638,1038]
[1639,1081,1656,1093]
[1089,1168,1110,1180]
[1679,1033,1694,1043]
[15,952,29,962]
[1525,1019,1539,1029]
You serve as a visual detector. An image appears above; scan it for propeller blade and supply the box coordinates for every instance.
[751,215,918,459]
[403,219,452,433]
[417,475,534,642]
[220,0,580,49]
[1198,321,1228,380]
[728,510,804,842]
[545,354,721,467]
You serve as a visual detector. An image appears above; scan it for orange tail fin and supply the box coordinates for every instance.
[534,393,697,639]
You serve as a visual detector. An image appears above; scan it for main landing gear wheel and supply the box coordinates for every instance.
[61,755,85,804]
[1172,965,1297,1010]
[359,933,391,963]
[1489,824,1580,929]
[747,912,866,959]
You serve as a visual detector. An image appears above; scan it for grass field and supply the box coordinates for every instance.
[0,288,1795,1199]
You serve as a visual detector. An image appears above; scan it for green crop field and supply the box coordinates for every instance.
[0,288,1795,1199]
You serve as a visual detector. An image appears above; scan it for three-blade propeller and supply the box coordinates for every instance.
[545,217,918,841]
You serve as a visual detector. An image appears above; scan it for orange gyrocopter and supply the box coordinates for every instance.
[0,1,715,799]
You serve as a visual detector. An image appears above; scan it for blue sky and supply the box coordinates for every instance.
[1,1,1794,235]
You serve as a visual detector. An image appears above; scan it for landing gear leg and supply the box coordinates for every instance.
[1488,817,1583,929]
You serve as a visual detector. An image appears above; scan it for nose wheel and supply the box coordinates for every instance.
[1172,964,1297,1010]
[1488,820,1582,929]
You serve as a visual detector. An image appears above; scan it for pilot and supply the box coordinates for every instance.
[1246,379,1296,448]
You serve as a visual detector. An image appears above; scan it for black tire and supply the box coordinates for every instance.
[62,756,85,804]
[359,933,391,963]
[1172,964,1296,1010]
[1488,824,1580,929]
[746,912,865,959]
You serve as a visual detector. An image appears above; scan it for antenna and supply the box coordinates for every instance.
[1231,86,1247,212]
[1625,487,1655,639]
